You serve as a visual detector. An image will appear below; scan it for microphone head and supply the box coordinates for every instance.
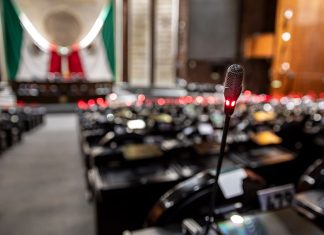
[223,64,244,115]
[224,64,244,101]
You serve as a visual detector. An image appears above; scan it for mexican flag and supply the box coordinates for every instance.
[1,0,115,82]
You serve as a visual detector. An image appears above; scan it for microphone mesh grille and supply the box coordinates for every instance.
[228,64,243,74]
[224,64,244,101]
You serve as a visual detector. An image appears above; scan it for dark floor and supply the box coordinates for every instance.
[0,114,94,235]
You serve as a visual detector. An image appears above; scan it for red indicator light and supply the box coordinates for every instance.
[17,100,25,107]
[78,100,88,110]
[244,90,252,96]
[157,98,166,106]
[101,101,109,108]
[184,96,193,104]
[138,94,146,102]
[177,97,183,105]
[207,96,215,104]
[96,98,108,108]
[225,100,230,106]
[96,98,104,104]
[231,101,236,107]
[88,99,96,106]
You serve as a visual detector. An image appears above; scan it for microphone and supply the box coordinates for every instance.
[223,64,244,116]
[204,64,244,235]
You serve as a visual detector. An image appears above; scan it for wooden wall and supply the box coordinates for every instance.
[271,0,324,95]
[120,0,324,94]
[177,0,277,93]
[241,0,277,94]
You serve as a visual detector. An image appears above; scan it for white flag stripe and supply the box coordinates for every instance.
[79,36,113,82]
[16,32,50,81]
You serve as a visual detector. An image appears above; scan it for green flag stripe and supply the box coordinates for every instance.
[3,0,115,81]
[3,0,23,80]
[102,1,115,81]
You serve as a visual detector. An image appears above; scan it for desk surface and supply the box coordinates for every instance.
[92,156,236,190]
[129,208,324,235]
[126,227,181,235]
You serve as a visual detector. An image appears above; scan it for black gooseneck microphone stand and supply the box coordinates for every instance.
[203,114,231,235]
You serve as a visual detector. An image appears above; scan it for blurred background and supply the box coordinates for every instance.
[0,0,323,235]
